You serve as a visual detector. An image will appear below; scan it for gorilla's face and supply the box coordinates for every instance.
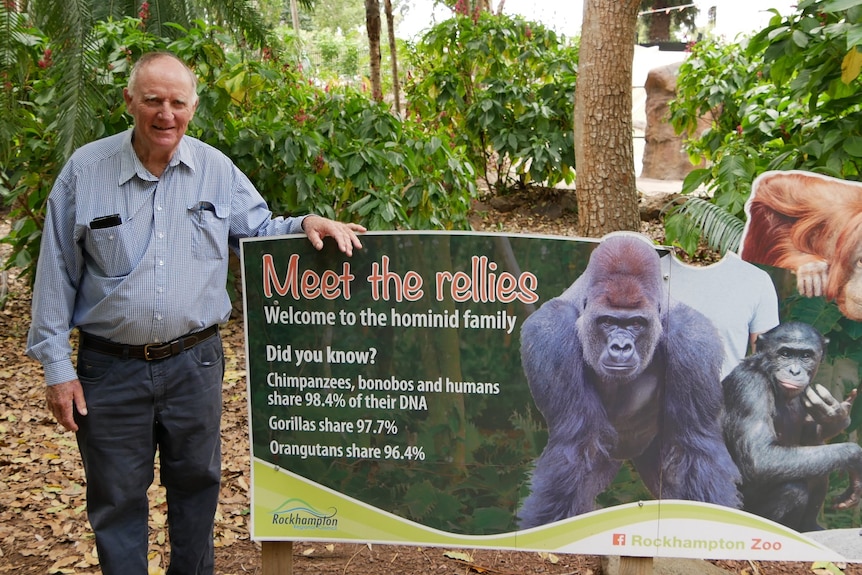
[577,301,662,383]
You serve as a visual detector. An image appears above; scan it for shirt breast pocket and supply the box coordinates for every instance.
[85,222,138,278]
[189,201,229,260]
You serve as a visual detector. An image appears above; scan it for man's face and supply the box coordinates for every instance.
[123,56,198,157]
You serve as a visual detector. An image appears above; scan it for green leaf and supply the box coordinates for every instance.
[823,0,862,13]
[846,25,862,49]
[842,135,862,156]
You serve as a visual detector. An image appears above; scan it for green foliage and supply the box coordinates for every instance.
[2,18,478,284]
[666,38,800,252]
[668,1,862,253]
[405,12,578,193]
[185,43,477,231]
[90,0,273,48]
[22,0,272,164]
[0,15,167,281]
[664,196,746,255]
[276,28,366,86]
[304,0,366,37]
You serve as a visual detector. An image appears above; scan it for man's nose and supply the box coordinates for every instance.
[156,102,174,118]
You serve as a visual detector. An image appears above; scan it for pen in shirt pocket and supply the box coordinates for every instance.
[194,201,216,222]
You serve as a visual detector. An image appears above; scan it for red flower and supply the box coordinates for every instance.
[37,47,53,69]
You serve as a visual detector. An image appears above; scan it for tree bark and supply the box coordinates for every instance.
[383,0,401,114]
[574,0,641,237]
[365,0,383,102]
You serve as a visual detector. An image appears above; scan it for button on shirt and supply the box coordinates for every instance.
[27,130,306,386]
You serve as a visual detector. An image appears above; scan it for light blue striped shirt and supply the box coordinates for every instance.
[27,130,306,385]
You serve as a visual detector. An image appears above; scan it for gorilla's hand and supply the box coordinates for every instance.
[803,384,850,434]
[796,260,829,297]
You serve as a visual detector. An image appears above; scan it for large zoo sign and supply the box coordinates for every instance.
[241,177,862,562]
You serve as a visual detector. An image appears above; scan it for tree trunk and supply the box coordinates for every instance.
[289,0,300,34]
[383,0,401,114]
[646,0,672,42]
[574,0,641,237]
[365,0,383,102]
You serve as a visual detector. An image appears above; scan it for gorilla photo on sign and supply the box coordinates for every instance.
[518,234,741,528]
[722,322,862,531]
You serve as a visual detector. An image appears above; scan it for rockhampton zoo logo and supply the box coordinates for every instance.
[610,532,784,553]
[270,498,339,531]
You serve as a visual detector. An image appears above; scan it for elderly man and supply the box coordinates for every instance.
[27,51,365,574]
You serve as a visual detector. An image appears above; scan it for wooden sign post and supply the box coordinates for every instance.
[262,541,293,575]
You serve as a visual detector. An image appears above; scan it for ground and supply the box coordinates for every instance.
[0,194,857,574]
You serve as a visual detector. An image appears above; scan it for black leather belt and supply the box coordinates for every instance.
[80,325,219,361]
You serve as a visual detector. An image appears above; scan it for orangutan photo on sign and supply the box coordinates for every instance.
[740,170,862,321]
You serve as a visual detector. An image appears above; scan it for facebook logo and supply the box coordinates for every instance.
[612,533,626,546]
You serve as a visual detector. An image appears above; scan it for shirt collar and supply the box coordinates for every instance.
[118,129,197,184]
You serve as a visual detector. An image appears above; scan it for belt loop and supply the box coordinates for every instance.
[122,346,129,360]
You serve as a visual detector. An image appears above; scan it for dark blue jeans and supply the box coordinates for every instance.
[75,334,224,575]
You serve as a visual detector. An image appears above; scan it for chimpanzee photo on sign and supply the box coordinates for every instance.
[722,322,862,532]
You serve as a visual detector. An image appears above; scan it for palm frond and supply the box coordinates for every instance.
[673,196,745,255]
[0,5,35,163]
[55,43,109,161]
[31,0,110,162]
[192,0,272,49]
[147,0,194,40]
[93,0,138,22]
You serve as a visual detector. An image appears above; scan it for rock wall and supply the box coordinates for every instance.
[640,62,709,180]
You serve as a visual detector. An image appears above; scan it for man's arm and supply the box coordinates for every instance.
[27,175,89,430]
[26,178,82,385]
